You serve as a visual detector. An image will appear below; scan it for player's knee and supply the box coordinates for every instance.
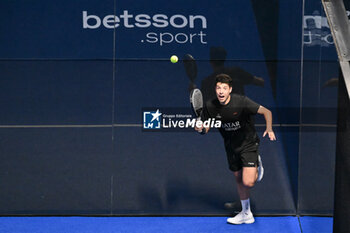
[243,179,255,188]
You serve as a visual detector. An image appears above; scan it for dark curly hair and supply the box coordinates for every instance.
[215,73,232,87]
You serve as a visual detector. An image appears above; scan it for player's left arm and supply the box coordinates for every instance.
[257,106,276,141]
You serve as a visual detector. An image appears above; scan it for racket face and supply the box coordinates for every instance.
[190,88,203,117]
[183,54,198,82]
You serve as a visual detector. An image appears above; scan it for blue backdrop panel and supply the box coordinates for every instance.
[277,0,303,60]
[0,0,341,216]
[0,0,114,59]
[298,58,338,215]
[112,127,295,215]
[114,60,198,124]
[300,61,338,127]
[0,61,113,125]
[114,0,265,60]
[113,129,230,215]
[301,62,339,109]
[0,127,113,215]
[275,61,302,112]
[303,0,338,61]
[0,0,269,60]
[275,61,302,207]
[297,0,339,213]
[298,130,336,215]
[254,126,296,214]
[114,60,272,124]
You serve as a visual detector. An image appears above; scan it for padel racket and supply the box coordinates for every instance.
[190,88,206,134]
[190,88,203,119]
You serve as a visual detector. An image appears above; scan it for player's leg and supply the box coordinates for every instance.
[234,170,249,199]
[227,169,255,224]
[242,166,258,187]
[223,150,245,210]
[242,154,264,183]
[225,158,263,210]
[227,151,259,225]
[241,150,260,185]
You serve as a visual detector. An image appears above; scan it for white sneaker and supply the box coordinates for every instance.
[257,155,264,182]
[227,211,255,224]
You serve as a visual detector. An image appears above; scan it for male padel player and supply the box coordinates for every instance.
[196,74,276,224]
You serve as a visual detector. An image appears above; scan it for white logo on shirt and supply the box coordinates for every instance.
[222,121,241,131]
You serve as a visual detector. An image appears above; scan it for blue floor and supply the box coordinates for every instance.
[299,217,333,233]
[0,216,333,233]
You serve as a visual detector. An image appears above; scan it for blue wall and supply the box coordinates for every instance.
[0,0,338,215]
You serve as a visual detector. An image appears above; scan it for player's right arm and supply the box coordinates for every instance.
[195,102,210,134]
[195,123,209,134]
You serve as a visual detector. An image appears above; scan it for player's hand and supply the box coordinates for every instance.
[194,119,203,133]
[195,121,208,134]
[195,125,204,133]
[263,130,276,141]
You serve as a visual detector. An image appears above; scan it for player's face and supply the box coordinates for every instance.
[215,82,232,105]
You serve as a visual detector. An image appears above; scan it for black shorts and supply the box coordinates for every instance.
[225,145,259,172]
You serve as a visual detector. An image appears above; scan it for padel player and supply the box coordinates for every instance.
[196,74,276,224]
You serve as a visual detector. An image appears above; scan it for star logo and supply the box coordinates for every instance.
[143,109,162,129]
[150,109,162,122]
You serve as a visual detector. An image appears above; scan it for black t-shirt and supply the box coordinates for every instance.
[202,94,260,153]
[201,67,255,103]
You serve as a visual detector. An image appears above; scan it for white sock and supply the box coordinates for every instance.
[241,198,251,213]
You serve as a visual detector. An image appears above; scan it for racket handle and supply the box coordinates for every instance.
[196,118,207,135]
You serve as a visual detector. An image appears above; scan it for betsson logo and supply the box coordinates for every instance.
[82,10,208,46]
